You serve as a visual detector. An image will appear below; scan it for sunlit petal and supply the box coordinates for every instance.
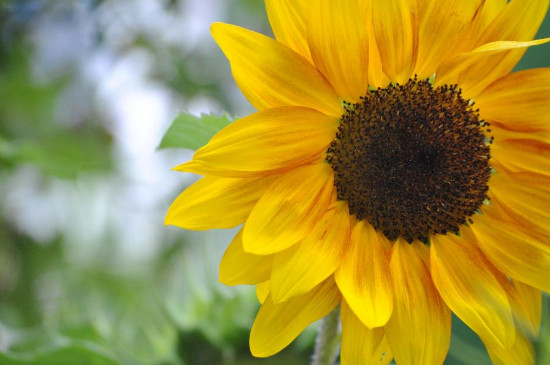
[431,228,515,348]
[385,240,451,365]
[250,277,340,357]
[165,175,274,229]
[335,221,393,328]
[271,202,350,303]
[211,23,342,116]
[179,106,338,177]
[371,0,418,83]
[265,0,312,62]
[243,163,334,255]
[219,229,273,285]
[307,0,369,101]
[340,300,393,365]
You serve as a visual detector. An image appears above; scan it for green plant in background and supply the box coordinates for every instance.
[0,1,310,364]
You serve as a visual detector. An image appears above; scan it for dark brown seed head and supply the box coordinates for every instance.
[326,78,492,244]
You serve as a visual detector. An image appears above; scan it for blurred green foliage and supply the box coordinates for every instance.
[0,345,122,365]
[0,2,312,363]
[0,45,112,178]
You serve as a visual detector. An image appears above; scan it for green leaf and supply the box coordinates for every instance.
[158,112,233,151]
[0,342,124,365]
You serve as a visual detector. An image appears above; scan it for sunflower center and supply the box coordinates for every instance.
[326,78,492,243]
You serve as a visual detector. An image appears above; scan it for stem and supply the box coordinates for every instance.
[311,306,341,365]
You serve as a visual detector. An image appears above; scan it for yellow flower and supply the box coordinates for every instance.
[166,1,550,364]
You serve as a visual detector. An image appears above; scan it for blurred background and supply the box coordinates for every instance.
[0,1,548,364]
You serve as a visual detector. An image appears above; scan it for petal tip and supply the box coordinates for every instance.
[173,160,205,174]
[210,21,227,36]
[249,334,273,358]
[218,274,232,286]
[163,208,179,227]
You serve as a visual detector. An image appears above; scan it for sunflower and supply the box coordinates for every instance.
[166,1,550,364]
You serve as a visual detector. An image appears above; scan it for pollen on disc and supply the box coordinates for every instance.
[326,78,492,244]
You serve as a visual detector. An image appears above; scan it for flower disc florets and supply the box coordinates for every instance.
[327,78,492,243]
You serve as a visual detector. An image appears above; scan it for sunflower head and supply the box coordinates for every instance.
[166,1,550,364]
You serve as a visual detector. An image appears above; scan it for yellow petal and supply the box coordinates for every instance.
[491,138,550,176]
[367,28,391,89]
[249,277,341,357]
[211,23,341,116]
[489,172,550,235]
[414,0,482,78]
[243,163,334,255]
[479,0,508,20]
[172,160,225,176]
[362,0,390,88]
[471,202,550,293]
[479,0,549,42]
[480,0,508,21]
[430,228,515,348]
[182,106,338,177]
[483,332,535,365]
[490,124,550,147]
[453,0,507,53]
[506,280,542,338]
[436,38,550,92]
[371,0,418,83]
[335,221,393,328]
[256,281,271,304]
[488,195,550,260]
[165,176,273,230]
[385,240,451,365]
[265,0,312,62]
[307,0,369,101]
[219,229,272,285]
[340,300,393,365]
[270,202,351,303]
[476,68,550,133]
[457,0,550,95]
